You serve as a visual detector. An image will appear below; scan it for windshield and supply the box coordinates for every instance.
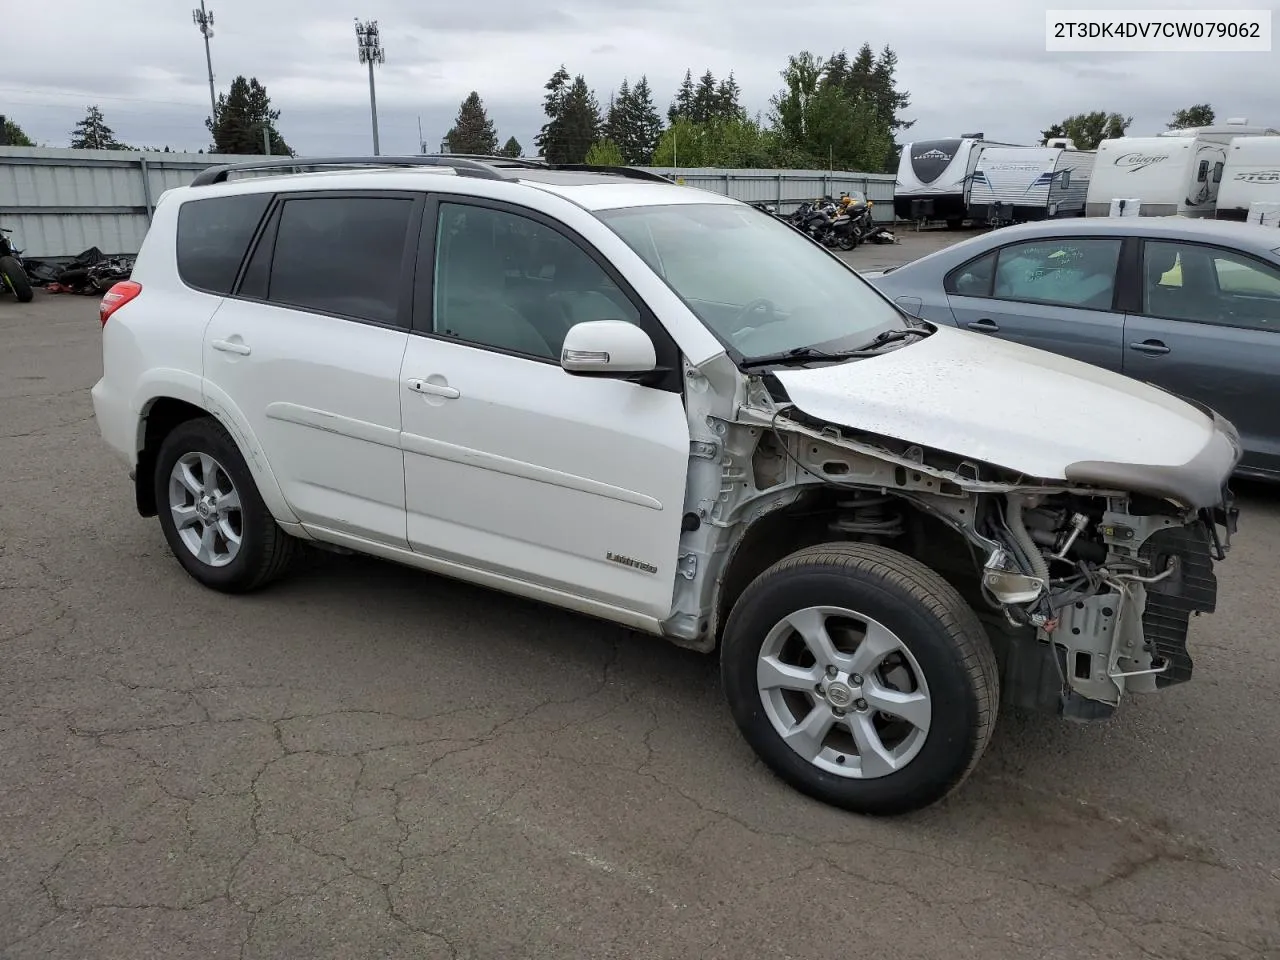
[595,202,906,360]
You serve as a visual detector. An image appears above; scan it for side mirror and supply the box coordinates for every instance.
[560,320,657,377]
[895,296,923,318]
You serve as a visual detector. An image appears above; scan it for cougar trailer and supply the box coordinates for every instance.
[893,134,1019,227]
[966,139,1095,224]
[1215,136,1280,221]
[1086,136,1227,218]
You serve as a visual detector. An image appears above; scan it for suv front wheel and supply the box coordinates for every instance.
[153,416,297,593]
[721,542,1000,815]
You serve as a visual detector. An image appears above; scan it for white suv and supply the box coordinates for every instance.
[92,155,1241,815]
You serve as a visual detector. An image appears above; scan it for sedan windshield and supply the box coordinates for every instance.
[595,202,906,360]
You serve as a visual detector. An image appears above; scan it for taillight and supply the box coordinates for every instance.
[99,280,142,327]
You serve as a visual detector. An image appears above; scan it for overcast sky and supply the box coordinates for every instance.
[3,0,1274,160]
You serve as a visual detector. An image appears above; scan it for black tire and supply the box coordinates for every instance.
[0,256,34,302]
[153,416,297,593]
[721,541,999,816]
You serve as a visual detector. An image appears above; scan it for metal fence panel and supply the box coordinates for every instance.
[0,149,902,257]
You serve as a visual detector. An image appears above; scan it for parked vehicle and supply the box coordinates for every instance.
[966,139,1095,225]
[92,154,1239,816]
[0,226,34,302]
[866,216,1280,479]
[893,134,1022,228]
[1086,135,1229,218]
[1215,136,1280,222]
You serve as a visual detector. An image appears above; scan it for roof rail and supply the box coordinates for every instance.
[424,153,549,169]
[550,164,674,183]
[188,155,508,186]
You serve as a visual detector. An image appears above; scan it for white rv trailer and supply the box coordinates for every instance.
[1085,135,1228,218]
[1158,117,1280,144]
[1214,136,1280,221]
[893,133,1021,227]
[966,138,1096,224]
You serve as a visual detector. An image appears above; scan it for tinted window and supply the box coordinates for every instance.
[946,251,996,296]
[1143,240,1280,331]
[267,196,413,324]
[993,238,1121,310]
[429,202,640,360]
[176,193,271,294]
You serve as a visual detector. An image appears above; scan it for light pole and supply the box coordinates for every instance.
[354,19,385,156]
[192,1,217,125]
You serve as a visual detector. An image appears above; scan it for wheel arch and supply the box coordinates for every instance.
[713,489,985,647]
[133,387,299,527]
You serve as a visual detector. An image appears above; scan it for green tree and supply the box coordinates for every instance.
[715,73,744,123]
[500,136,523,158]
[537,70,601,163]
[668,69,696,124]
[585,139,624,165]
[691,70,720,124]
[444,91,499,154]
[1169,104,1215,129]
[70,105,129,150]
[1042,110,1132,149]
[207,76,292,155]
[652,115,804,169]
[630,76,664,164]
[1,117,35,146]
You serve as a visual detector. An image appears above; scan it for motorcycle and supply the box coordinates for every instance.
[0,226,34,302]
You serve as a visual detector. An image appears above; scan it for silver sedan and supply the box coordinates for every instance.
[866,217,1280,481]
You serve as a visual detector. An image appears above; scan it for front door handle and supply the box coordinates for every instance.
[1129,340,1170,356]
[967,318,1000,332]
[211,338,251,356]
[406,377,460,399]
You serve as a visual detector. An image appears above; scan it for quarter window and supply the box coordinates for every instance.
[263,196,413,325]
[428,202,641,360]
[991,238,1121,310]
[176,193,272,294]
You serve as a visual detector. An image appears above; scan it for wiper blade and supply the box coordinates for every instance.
[851,327,931,352]
[739,347,851,369]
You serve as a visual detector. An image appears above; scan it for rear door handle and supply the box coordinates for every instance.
[1129,340,1170,355]
[967,318,999,332]
[211,338,251,356]
[405,378,460,399]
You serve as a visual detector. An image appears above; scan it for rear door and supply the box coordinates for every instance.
[201,190,422,546]
[1123,238,1280,476]
[943,235,1127,371]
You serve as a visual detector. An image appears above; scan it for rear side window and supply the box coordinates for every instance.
[265,196,413,325]
[176,193,272,294]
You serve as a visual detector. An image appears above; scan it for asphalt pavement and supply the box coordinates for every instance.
[2,253,1279,959]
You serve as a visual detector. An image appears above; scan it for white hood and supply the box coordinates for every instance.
[772,324,1218,481]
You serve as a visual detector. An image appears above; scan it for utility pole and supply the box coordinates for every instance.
[354,19,385,155]
[192,1,217,125]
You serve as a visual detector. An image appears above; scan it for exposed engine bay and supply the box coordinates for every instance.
[666,363,1240,720]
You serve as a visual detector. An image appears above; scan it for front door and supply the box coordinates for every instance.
[398,197,691,620]
[944,235,1127,371]
[202,191,421,546]
[1123,238,1280,477]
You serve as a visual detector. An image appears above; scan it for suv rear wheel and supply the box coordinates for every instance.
[720,541,999,815]
[153,417,296,593]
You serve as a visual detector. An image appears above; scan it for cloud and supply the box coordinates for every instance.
[3,0,1274,156]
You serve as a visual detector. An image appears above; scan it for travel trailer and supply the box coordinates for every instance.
[893,134,1020,227]
[1214,136,1280,221]
[1158,117,1280,144]
[1085,135,1228,218]
[966,138,1095,224]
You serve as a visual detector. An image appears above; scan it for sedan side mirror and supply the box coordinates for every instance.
[560,320,658,377]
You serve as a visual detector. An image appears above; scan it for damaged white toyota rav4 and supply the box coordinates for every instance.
[92,155,1240,815]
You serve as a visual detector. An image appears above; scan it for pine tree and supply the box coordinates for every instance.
[444,91,499,154]
[691,70,719,124]
[557,76,602,163]
[500,136,523,158]
[535,64,572,159]
[715,73,743,123]
[630,76,664,164]
[668,69,696,124]
[206,76,291,155]
[70,105,129,150]
[604,79,631,149]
